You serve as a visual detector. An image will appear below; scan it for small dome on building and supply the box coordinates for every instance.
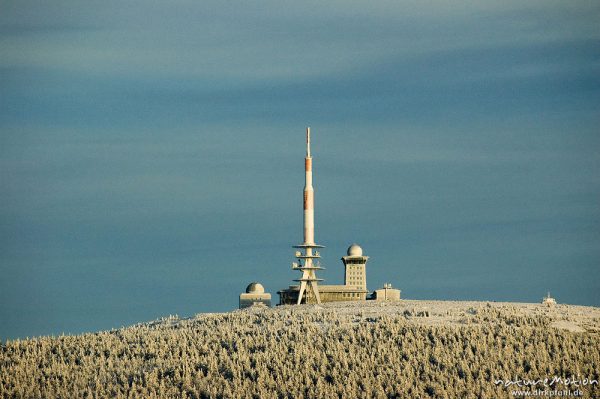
[246,282,265,294]
[347,243,363,257]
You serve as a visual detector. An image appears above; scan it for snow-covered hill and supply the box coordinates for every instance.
[2,300,599,398]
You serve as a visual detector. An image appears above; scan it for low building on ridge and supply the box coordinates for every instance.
[239,282,271,309]
[371,283,401,301]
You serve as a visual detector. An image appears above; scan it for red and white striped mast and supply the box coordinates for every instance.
[293,127,324,304]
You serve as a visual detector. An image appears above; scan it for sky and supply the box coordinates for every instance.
[1,0,599,339]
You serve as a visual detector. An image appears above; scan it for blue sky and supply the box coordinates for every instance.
[1,0,599,339]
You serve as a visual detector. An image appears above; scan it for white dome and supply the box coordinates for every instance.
[347,244,363,257]
[246,282,265,294]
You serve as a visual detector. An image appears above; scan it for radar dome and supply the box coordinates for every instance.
[246,282,265,294]
[347,244,363,257]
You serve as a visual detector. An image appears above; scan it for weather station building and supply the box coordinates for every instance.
[239,283,271,309]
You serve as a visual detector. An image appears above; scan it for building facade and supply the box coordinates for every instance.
[239,282,271,309]
[372,283,401,301]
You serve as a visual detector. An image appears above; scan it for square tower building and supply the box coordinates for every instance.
[342,244,369,297]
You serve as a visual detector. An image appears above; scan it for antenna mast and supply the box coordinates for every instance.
[293,127,324,304]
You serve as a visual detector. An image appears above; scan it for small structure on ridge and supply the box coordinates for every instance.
[371,283,401,301]
[239,282,271,309]
[541,291,557,307]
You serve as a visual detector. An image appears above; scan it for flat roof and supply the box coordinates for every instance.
[279,284,368,293]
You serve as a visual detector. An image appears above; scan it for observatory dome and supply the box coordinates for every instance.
[347,244,363,257]
[246,282,265,294]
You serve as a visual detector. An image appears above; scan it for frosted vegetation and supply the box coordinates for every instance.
[1,300,599,398]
